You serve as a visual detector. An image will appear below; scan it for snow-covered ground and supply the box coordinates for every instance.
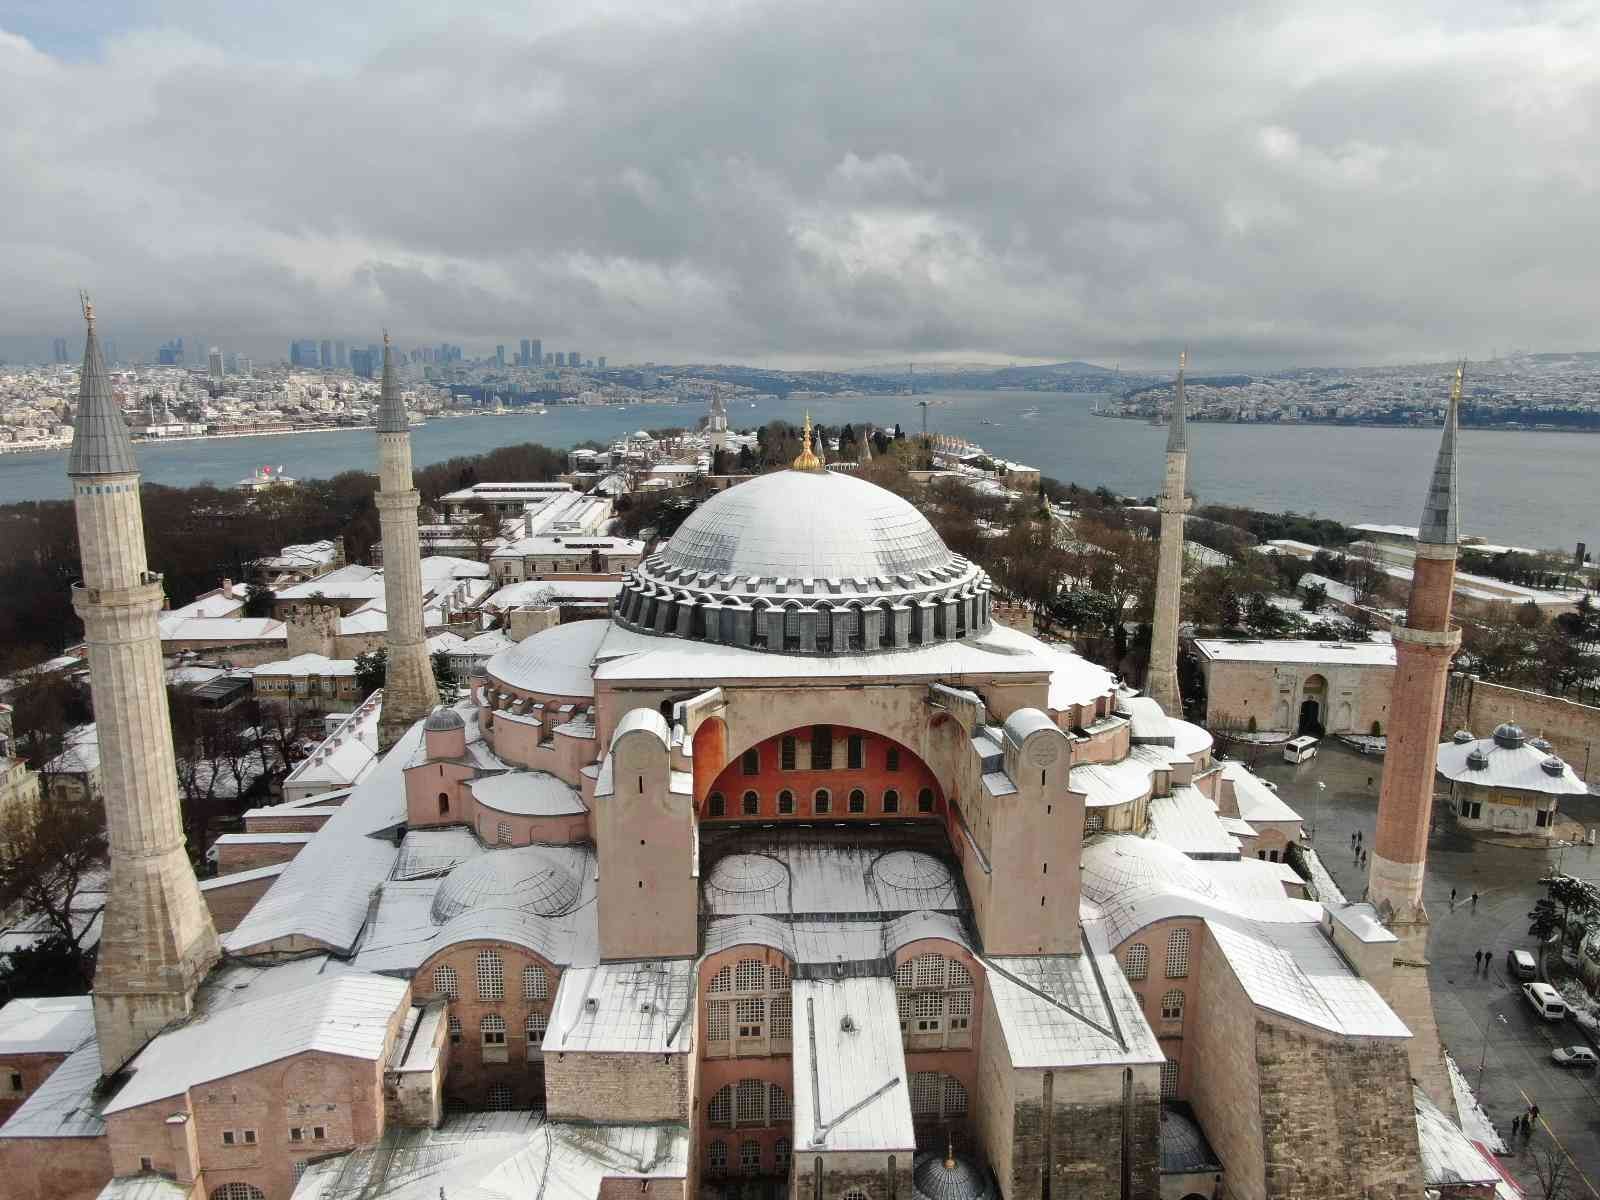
[1338,734,1387,754]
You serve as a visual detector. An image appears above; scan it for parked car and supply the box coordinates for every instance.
[1551,1046,1597,1067]
[1283,735,1319,764]
[1523,981,1569,1021]
[1507,949,1539,981]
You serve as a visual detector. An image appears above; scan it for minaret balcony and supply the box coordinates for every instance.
[70,576,166,609]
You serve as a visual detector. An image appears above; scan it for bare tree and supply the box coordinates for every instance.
[1344,544,1389,609]
[0,798,108,953]
[1529,1136,1573,1200]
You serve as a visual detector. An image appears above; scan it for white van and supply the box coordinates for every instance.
[1507,949,1538,981]
[1523,981,1568,1021]
[1283,735,1319,764]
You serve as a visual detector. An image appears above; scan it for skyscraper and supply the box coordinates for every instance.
[496,344,505,367]
[67,296,219,1074]
[336,340,348,368]
[1145,351,1189,716]
[320,339,334,369]
[350,348,373,378]
[530,338,542,368]
[597,355,606,369]
[207,346,224,381]
[569,350,580,368]
[291,339,319,367]
[53,337,69,364]
[544,352,554,367]
[520,338,531,365]
[373,334,439,749]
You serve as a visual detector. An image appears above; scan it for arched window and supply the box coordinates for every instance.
[707,1085,733,1126]
[778,789,795,815]
[813,789,831,815]
[448,1016,462,1044]
[895,953,974,1049]
[736,1079,766,1124]
[844,1190,871,1200]
[708,792,726,817]
[943,1076,968,1116]
[740,1140,761,1174]
[1124,944,1149,981]
[769,1081,792,1121]
[481,1014,506,1045]
[774,1137,791,1172]
[523,965,548,1000]
[705,958,793,1056]
[487,1084,514,1110]
[438,792,450,815]
[526,1011,547,1051]
[917,787,934,813]
[1166,929,1191,978]
[433,964,459,999]
[1160,1058,1180,1098]
[848,789,866,813]
[476,951,505,1000]
[708,1139,729,1176]
[781,736,798,771]
[908,1071,968,1118]
[1161,989,1185,1023]
[742,790,760,816]
[211,1186,266,1200]
[882,789,899,814]
[742,748,760,775]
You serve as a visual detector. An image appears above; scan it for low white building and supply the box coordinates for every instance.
[1193,639,1396,737]
[1437,723,1588,838]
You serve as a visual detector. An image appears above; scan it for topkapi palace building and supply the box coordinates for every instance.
[0,315,1494,1200]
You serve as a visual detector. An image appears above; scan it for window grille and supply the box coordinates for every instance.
[948,990,972,1029]
[897,992,914,1030]
[1085,811,1104,833]
[487,1084,514,1110]
[708,1087,733,1126]
[742,748,760,776]
[527,1011,548,1044]
[886,748,900,772]
[811,726,832,769]
[849,789,865,813]
[743,791,759,815]
[943,1076,968,1116]
[736,997,765,1037]
[847,735,864,769]
[778,789,794,814]
[477,951,505,1000]
[909,1072,942,1115]
[448,1017,462,1044]
[497,821,512,845]
[913,993,943,1031]
[912,954,945,990]
[481,1014,506,1045]
[1160,1058,1179,1098]
[882,789,899,814]
[842,1190,869,1200]
[434,964,459,999]
[707,1000,731,1042]
[813,789,830,814]
[774,1138,791,1171]
[1124,944,1149,981]
[769,962,790,989]
[895,959,915,989]
[735,959,765,990]
[769,1083,792,1121]
[917,787,934,813]
[736,1079,766,1124]
[740,1140,761,1174]
[709,792,725,817]
[709,966,733,993]
[1161,990,1185,1022]
[781,737,797,771]
[1166,929,1191,978]
[523,965,548,1000]
[211,1186,265,1200]
[708,1139,728,1175]
[947,962,972,988]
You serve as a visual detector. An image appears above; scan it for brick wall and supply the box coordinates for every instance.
[0,1050,68,1123]
[213,839,307,874]
[1187,929,1262,1198]
[0,1135,112,1200]
[202,873,278,934]
[1444,672,1600,783]
[545,1050,690,1123]
[1005,1064,1161,1200]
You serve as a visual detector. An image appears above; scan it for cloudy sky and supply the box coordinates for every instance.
[3,0,1598,369]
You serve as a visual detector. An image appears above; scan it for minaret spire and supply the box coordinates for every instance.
[1416,361,1462,546]
[791,411,824,471]
[374,332,440,749]
[1144,350,1191,715]
[68,298,219,1075]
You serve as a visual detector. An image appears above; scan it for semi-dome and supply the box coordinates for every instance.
[613,469,993,654]
[483,619,608,697]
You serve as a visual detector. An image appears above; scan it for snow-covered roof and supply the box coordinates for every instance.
[1193,639,1395,667]
[276,564,383,601]
[392,828,483,880]
[702,910,971,966]
[0,1037,103,1139]
[0,995,93,1056]
[1436,734,1588,794]
[544,960,693,1054]
[791,977,915,1153]
[702,836,962,917]
[1070,745,1173,809]
[198,862,289,890]
[470,771,586,817]
[162,591,243,622]
[486,580,623,610]
[1146,786,1241,859]
[105,973,408,1114]
[95,1175,192,1200]
[251,653,356,678]
[157,616,286,642]
[44,723,99,775]
[281,696,382,794]
[1413,1086,1502,1189]
[1221,762,1303,825]
[484,619,609,697]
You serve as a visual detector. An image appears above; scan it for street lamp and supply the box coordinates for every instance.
[1311,780,1326,841]
[1478,1012,1508,1092]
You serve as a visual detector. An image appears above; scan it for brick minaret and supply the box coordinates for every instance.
[375,333,439,750]
[69,297,219,1075]
[1145,351,1189,715]
[1369,364,1464,926]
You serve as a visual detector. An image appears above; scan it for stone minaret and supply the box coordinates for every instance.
[1144,351,1190,716]
[69,297,219,1076]
[375,333,439,750]
[708,387,729,453]
[1369,363,1464,927]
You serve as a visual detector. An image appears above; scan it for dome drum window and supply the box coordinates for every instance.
[707,1079,793,1129]
[706,957,794,1058]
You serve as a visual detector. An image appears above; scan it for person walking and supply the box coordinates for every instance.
[1474,950,1483,970]
[1471,891,1480,910]
[1480,949,1489,973]
[1450,887,1458,909]
[1530,1102,1540,1125]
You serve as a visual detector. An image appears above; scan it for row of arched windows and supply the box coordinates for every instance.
[895,953,975,1051]
[706,1135,791,1177]
[431,954,550,1002]
[705,958,792,1055]
[1120,929,1190,982]
[706,1079,792,1126]
[706,787,936,818]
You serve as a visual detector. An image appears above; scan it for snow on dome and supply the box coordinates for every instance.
[424,706,465,732]
[706,853,789,894]
[660,469,954,581]
[871,850,960,908]
[1492,722,1525,749]
[484,619,608,697]
[430,846,582,923]
[1080,835,1224,906]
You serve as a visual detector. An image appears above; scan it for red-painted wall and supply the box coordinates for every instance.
[701,726,943,822]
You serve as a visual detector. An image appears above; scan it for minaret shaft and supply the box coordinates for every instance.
[375,339,439,749]
[69,301,218,1076]
[1145,354,1189,715]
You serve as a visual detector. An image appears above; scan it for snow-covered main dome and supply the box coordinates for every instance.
[613,469,993,653]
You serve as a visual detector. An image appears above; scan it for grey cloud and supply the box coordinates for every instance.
[3,0,1599,367]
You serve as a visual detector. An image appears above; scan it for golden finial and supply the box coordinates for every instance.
[943,1133,956,1171]
[792,410,823,471]
[80,290,95,327]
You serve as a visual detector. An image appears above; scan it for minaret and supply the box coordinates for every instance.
[1144,350,1190,716]
[69,296,219,1076]
[708,388,729,453]
[375,333,440,750]
[1369,363,1465,927]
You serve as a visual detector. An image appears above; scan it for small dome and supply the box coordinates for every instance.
[1451,730,1474,744]
[706,853,789,894]
[1466,748,1490,771]
[424,707,465,732]
[912,1152,993,1200]
[1493,722,1525,749]
[1532,737,1553,752]
[1543,756,1567,777]
[431,847,581,924]
[484,619,608,698]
